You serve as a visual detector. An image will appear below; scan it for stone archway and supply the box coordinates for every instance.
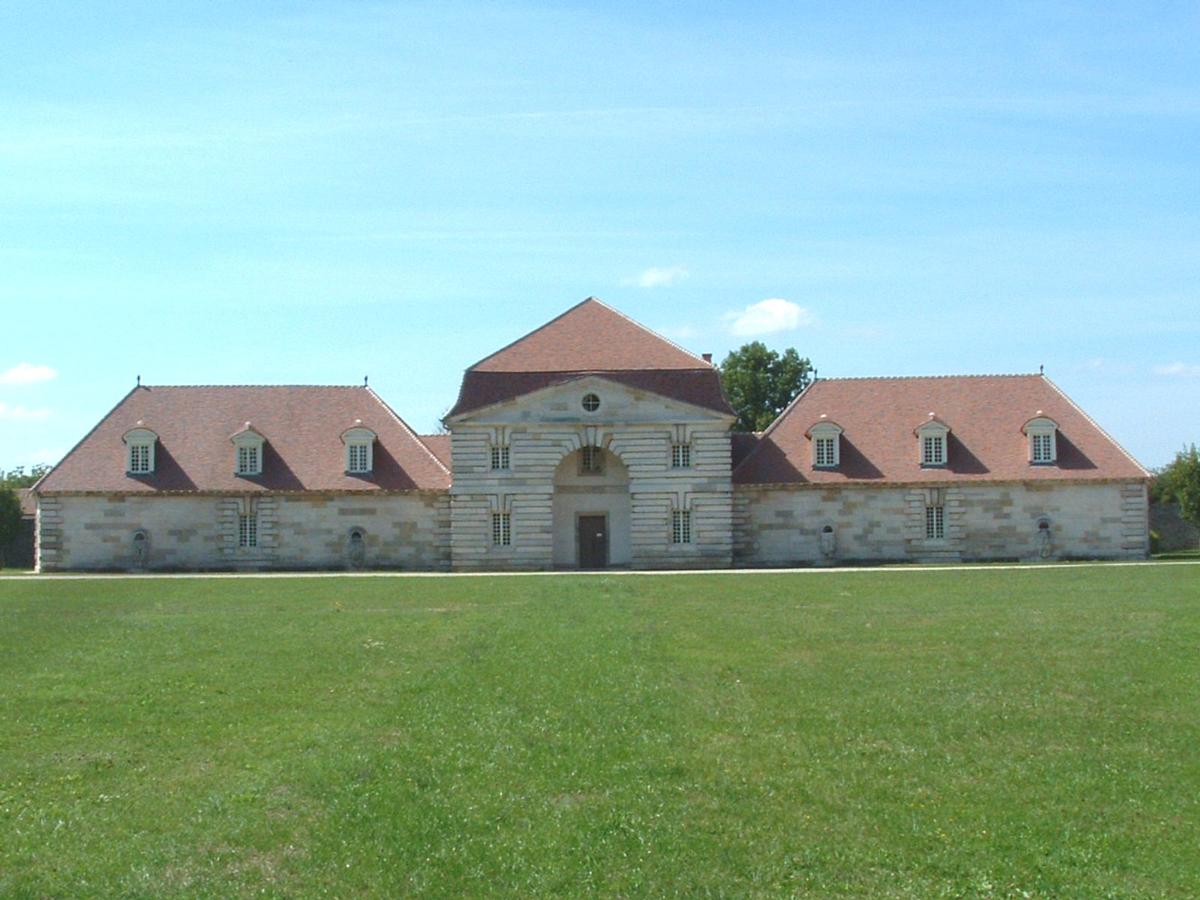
[552,446,631,568]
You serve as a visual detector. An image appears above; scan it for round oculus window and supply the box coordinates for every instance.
[581,393,600,412]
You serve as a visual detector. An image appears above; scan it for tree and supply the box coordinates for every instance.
[719,342,814,432]
[0,464,51,489]
[0,487,21,568]
[1152,444,1200,527]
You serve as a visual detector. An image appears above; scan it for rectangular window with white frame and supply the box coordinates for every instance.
[238,513,258,548]
[490,445,510,470]
[1032,432,1053,464]
[237,445,260,475]
[347,442,370,473]
[671,443,691,469]
[671,509,692,544]
[922,435,946,466]
[814,436,836,467]
[925,505,945,540]
[491,512,511,546]
[129,443,152,474]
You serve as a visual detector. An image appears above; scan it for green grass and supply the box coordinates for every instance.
[2,567,1198,898]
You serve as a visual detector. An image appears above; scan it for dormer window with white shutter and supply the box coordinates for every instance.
[914,415,950,468]
[341,422,376,474]
[806,417,843,469]
[123,425,158,475]
[1022,414,1059,465]
[231,423,265,476]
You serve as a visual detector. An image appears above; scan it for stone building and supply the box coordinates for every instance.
[33,298,1150,571]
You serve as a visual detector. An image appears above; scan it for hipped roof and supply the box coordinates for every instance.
[734,375,1148,485]
[447,298,732,418]
[38,385,450,494]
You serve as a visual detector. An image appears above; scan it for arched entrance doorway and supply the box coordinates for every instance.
[552,446,631,568]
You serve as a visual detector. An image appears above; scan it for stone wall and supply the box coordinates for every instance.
[35,492,449,572]
[449,377,735,570]
[734,480,1148,566]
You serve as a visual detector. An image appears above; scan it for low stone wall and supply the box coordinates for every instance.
[734,480,1148,566]
[36,492,450,572]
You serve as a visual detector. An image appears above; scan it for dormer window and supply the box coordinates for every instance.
[341,423,376,474]
[231,423,265,476]
[806,418,843,469]
[123,426,158,475]
[914,416,950,468]
[1022,415,1059,465]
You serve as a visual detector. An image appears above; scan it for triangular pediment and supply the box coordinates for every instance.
[449,374,735,426]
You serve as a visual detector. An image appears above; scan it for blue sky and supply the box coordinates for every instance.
[2,1,1197,470]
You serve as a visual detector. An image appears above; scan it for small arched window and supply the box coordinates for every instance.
[131,530,149,566]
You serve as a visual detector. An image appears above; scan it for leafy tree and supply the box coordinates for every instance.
[0,487,21,568]
[719,342,814,432]
[1152,444,1200,527]
[0,464,51,489]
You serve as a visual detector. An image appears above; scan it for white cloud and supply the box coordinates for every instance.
[1153,362,1200,377]
[724,298,815,336]
[0,403,52,421]
[622,265,689,288]
[0,362,58,385]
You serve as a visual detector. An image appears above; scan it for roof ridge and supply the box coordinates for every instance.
[365,386,451,477]
[32,385,142,492]
[137,383,368,389]
[465,297,711,372]
[587,297,712,368]
[1041,375,1151,477]
[816,373,1040,382]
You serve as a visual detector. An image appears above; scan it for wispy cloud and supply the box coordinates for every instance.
[0,403,52,421]
[0,362,57,385]
[1153,362,1200,377]
[724,298,814,337]
[622,265,689,288]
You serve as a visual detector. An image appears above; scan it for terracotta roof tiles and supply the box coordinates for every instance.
[734,375,1147,485]
[38,385,450,494]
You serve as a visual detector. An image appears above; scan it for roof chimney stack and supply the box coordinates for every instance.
[702,353,712,364]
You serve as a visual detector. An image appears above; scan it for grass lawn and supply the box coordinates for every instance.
[2,567,1198,897]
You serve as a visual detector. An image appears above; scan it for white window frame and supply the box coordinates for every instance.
[341,426,376,474]
[232,428,265,476]
[491,512,511,546]
[925,504,945,540]
[915,420,950,467]
[1023,417,1059,465]
[490,445,510,470]
[671,509,692,544]
[123,427,158,475]
[238,513,258,548]
[807,420,843,469]
[671,442,691,469]
[237,444,261,475]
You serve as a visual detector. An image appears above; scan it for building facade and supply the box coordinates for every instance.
[33,299,1151,571]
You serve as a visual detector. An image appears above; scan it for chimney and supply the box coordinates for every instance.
[702,353,712,364]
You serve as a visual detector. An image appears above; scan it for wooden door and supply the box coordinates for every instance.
[577,515,608,569]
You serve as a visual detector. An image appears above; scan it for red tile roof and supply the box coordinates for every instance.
[734,375,1148,486]
[471,297,709,372]
[38,385,450,494]
[419,434,452,469]
[16,488,36,517]
[447,298,733,418]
